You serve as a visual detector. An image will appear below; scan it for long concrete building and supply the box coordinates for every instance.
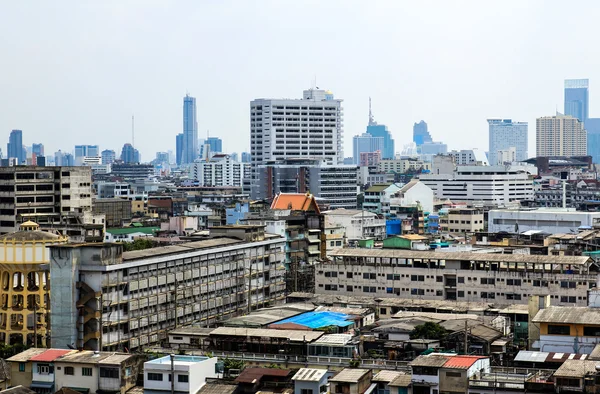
[49,226,286,351]
[316,248,597,306]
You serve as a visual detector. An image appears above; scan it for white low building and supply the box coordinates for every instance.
[144,355,218,394]
[418,164,537,206]
[389,180,434,213]
[193,154,246,187]
[323,209,386,241]
[488,208,600,234]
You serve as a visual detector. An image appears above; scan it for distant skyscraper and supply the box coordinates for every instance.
[250,88,343,198]
[182,94,198,164]
[536,115,587,157]
[7,130,24,164]
[206,137,223,154]
[413,121,432,146]
[176,133,184,166]
[241,152,251,163]
[155,152,169,164]
[101,149,116,165]
[32,143,44,157]
[365,99,394,159]
[120,143,140,164]
[230,152,239,162]
[353,133,384,165]
[55,150,74,166]
[564,79,589,123]
[74,145,100,158]
[487,119,528,165]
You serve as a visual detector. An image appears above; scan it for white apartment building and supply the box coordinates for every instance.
[449,149,489,166]
[317,248,596,306]
[488,208,600,234]
[536,115,587,157]
[497,147,517,165]
[323,209,386,241]
[250,88,344,196]
[487,119,528,166]
[377,159,431,173]
[193,154,246,187]
[389,180,434,213]
[418,164,537,206]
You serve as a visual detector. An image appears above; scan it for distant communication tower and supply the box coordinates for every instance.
[132,115,135,150]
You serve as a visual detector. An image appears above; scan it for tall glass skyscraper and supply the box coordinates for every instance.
[352,133,384,164]
[413,121,432,146]
[565,79,589,123]
[182,94,198,164]
[488,119,528,165]
[175,133,184,166]
[206,137,223,154]
[7,129,24,164]
[365,100,394,159]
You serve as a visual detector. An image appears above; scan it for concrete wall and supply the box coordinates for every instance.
[54,362,98,393]
[489,209,600,233]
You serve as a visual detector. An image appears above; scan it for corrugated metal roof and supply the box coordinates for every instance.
[532,306,600,325]
[590,344,600,360]
[210,327,323,342]
[198,384,237,394]
[443,355,486,369]
[329,248,590,265]
[329,368,370,383]
[409,355,449,367]
[313,334,353,345]
[123,237,242,261]
[6,348,46,362]
[292,368,327,382]
[514,351,549,363]
[554,359,600,378]
[372,371,403,383]
[395,312,479,321]
[389,374,412,387]
[29,349,73,362]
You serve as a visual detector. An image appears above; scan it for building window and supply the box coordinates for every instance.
[37,364,52,374]
[446,371,462,378]
[18,363,25,372]
[548,325,571,335]
[148,373,163,381]
[100,368,119,380]
[178,374,189,383]
[584,326,600,337]
[82,367,93,377]
[64,366,74,375]
[301,389,314,394]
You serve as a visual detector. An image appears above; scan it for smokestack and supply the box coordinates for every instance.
[562,180,567,209]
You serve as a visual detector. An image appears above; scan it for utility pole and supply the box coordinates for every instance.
[170,353,175,394]
[174,277,178,329]
[33,302,37,348]
[464,320,468,354]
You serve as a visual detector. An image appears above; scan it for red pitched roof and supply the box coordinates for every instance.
[270,193,320,214]
[29,349,73,362]
[443,355,486,369]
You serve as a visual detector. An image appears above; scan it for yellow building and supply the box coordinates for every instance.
[0,221,68,346]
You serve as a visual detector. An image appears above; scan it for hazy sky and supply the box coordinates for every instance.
[2,0,600,160]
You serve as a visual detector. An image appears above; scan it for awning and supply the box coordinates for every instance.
[31,382,54,389]
[66,388,90,394]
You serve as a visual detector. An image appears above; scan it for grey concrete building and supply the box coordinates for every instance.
[316,248,596,307]
[49,226,286,351]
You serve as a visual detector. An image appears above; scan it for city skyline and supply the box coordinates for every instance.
[2,2,600,160]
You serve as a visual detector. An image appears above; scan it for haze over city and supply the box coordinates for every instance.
[2,0,600,158]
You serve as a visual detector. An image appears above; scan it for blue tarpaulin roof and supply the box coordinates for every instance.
[273,311,354,329]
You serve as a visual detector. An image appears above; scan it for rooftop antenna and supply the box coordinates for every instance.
[368,97,375,126]
[206,130,210,162]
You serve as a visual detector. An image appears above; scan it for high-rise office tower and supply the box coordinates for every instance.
[206,137,223,154]
[250,88,343,197]
[101,149,116,165]
[352,133,384,165]
[32,143,44,157]
[182,94,198,164]
[413,121,433,146]
[241,152,251,163]
[536,115,587,157]
[487,119,528,165]
[564,79,589,123]
[120,143,140,164]
[7,130,24,164]
[175,133,184,166]
[365,99,394,159]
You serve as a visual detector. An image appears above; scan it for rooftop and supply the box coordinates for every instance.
[197,384,237,394]
[388,374,412,387]
[312,334,353,346]
[292,368,328,382]
[329,368,371,383]
[0,387,36,394]
[210,327,323,342]
[366,184,393,193]
[409,355,449,367]
[323,209,378,217]
[122,237,243,261]
[442,355,486,369]
[372,370,404,383]
[29,349,74,362]
[270,311,354,329]
[554,359,600,378]
[515,350,589,364]
[234,367,291,384]
[329,248,590,265]
[6,348,46,362]
[271,192,320,214]
[106,226,159,235]
[532,306,600,325]
[147,355,211,365]
[393,311,479,321]
[224,303,315,328]
[0,230,64,242]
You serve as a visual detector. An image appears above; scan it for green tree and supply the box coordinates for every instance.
[223,358,245,372]
[409,322,447,340]
[122,238,156,252]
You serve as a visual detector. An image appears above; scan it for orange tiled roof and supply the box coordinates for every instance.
[270,193,320,214]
